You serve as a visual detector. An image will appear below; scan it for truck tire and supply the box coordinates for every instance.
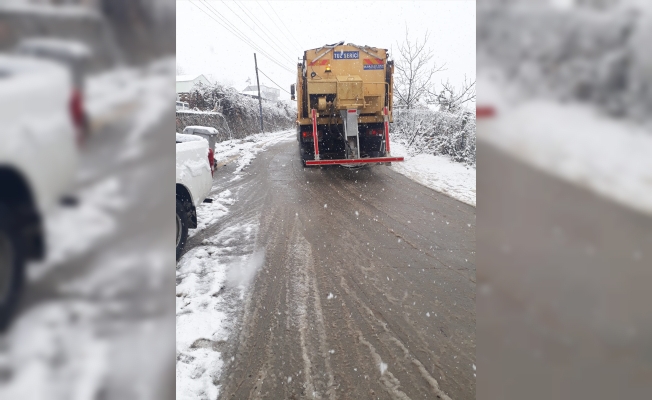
[176,199,190,261]
[0,205,25,332]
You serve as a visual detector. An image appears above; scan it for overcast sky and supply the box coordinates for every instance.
[177,0,476,101]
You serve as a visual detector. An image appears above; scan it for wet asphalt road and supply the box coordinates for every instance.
[186,137,476,399]
[477,141,652,400]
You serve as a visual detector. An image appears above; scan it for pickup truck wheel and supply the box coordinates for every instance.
[0,207,25,332]
[176,199,189,261]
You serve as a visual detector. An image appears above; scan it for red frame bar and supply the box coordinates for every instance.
[305,156,404,166]
[383,106,391,155]
[311,109,319,160]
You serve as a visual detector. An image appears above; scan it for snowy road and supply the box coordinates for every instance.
[177,133,476,399]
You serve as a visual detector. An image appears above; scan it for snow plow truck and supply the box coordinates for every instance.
[292,42,404,167]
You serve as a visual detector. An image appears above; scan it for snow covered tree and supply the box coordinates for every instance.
[429,77,476,113]
[393,27,446,109]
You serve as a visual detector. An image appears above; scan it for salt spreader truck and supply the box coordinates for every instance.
[291,42,404,167]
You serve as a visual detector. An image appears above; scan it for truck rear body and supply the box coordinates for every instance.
[295,43,403,166]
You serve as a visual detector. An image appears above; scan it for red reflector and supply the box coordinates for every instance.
[302,131,309,137]
[69,88,85,147]
[208,148,215,176]
[348,109,357,113]
[477,106,496,119]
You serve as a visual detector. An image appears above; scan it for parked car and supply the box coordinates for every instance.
[182,126,219,168]
[175,133,214,260]
[13,37,91,145]
[0,55,80,330]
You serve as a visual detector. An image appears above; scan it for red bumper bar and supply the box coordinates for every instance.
[305,156,404,166]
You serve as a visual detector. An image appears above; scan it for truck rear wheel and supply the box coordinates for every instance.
[176,199,190,261]
[0,205,25,332]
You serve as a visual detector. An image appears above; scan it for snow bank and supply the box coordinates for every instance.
[213,129,294,178]
[176,247,228,400]
[392,108,476,166]
[479,73,652,215]
[390,141,476,206]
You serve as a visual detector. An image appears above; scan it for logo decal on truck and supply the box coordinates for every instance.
[363,58,384,70]
[308,59,329,66]
[333,51,359,59]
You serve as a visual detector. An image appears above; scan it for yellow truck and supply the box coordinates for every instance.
[291,42,404,166]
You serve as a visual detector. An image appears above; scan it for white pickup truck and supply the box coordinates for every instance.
[176,133,214,260]
[0,55,80,330]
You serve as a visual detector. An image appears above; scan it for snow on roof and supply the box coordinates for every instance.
[183,126,218,135]
[176,74,202,82]
[176,133,205,143]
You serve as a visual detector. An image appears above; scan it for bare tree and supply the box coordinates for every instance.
[393,27,446,109]
[429,76,476,113]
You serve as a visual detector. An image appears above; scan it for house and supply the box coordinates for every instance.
[176,74,211,95]
[241,84,280,101]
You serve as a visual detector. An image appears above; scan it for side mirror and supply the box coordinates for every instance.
[290,84,295,101]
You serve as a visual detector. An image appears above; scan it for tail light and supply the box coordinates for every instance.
[69,88,85,147]
[302,131,313,141]
[477,106,496,119]
[208,148,215,176]
[369,129,381,136]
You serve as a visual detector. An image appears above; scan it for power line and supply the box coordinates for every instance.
[239,0,301,62]
[255,0,302,58]
[257,68,292,96]
[199,0,292,73]
[189,0,294,75]
[263,0,304,52]
[228,0,297,63]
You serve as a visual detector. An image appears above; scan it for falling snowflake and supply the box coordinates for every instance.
[379,362,388,375]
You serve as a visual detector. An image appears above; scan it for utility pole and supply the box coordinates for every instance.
[254,53,263,133]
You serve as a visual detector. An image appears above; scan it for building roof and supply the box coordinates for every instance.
[176,74,204,82]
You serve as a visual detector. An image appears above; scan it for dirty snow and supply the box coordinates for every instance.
[390,141,476,206]
[28,176,125,280]
[177,184,261,399]
[213,129,294,176]
[478,72,652,215]
[188,189,233,238]
[176,247,228,400]
[175,129,288,398]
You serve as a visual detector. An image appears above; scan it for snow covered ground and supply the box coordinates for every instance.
[478,71,652,216]
[0,58,174,400]
[176,129,293,399]
[212,129,295,178]
[390,141,476,206]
